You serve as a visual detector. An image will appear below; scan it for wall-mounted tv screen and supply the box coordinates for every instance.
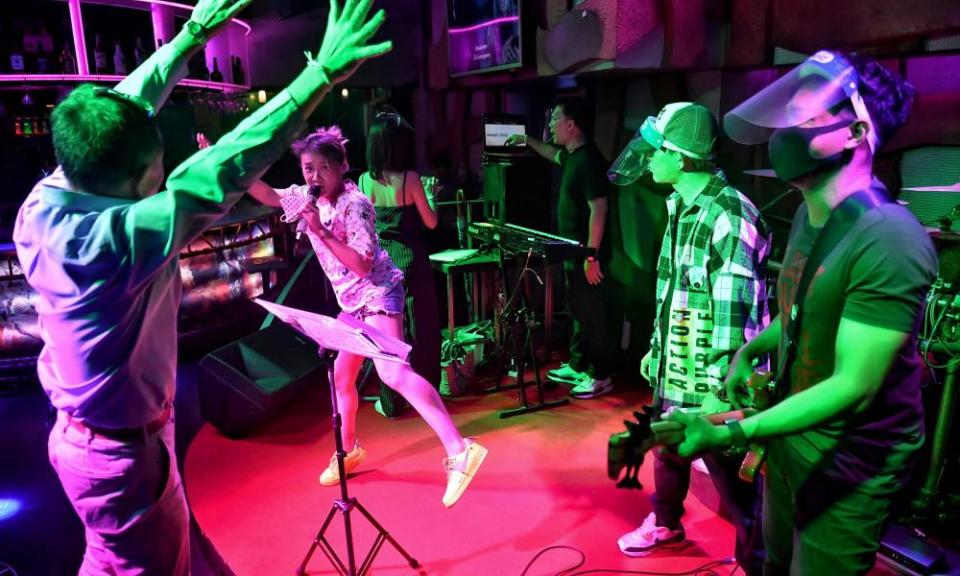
[447,0,522,77]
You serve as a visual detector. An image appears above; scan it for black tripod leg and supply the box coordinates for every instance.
[354,501,420,572]
[296,505,347,576]
[527,318,547,404]
[498,311,569,418]
[512,321,530,408]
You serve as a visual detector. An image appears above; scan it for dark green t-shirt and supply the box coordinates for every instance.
[776,196,937,494]
[557,143,611,264]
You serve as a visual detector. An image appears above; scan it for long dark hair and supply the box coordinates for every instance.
[366,112,415,181]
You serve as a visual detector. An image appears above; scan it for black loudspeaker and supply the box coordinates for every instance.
[482,154,551,231]
[199,322,326,437]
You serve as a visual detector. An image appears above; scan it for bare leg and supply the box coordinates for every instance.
[332,350,365,449]
[365,313,467,457]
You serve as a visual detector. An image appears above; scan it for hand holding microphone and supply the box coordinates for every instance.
[299,202,334,240]
[282,185,331,239]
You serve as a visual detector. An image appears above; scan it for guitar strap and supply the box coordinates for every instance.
[773,186,891,401]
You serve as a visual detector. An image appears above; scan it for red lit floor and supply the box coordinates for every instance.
[185,378,749,576]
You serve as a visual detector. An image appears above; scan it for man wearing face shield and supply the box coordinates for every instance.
[611,103,769,572]
[664,52,937,574]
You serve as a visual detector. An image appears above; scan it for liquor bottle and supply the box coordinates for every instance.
[209,57,223,82]
[60,43,77,74]
[23,117,33,137]
[14,118,23,137]
[113,41,127,75]
[189,52,208,80]
[133,37,146,66]
[93,35,108,74]
[9,46,25,72]
[232,56,245,85]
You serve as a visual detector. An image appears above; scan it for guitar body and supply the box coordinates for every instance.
[650,371,774,483]
[738,371,773,482]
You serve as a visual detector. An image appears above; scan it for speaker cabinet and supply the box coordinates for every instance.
[199,323,325,437]
[482,154,552,231]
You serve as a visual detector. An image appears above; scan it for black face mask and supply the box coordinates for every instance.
[768,121,852,182]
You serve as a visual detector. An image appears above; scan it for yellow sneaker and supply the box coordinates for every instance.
[318,442,367,486]
[441,439,488,508]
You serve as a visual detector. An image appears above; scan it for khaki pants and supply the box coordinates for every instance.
[48,410,189,575]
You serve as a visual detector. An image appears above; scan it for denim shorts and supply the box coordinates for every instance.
[352,283,405,321]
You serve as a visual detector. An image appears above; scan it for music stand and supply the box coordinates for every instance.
[254,299,420,576]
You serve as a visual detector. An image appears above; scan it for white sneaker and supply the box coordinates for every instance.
[617,512,685,557]
[441,439,488,508]
[570,376,613,399]
[318,442,367,487]
[547,362,586,385]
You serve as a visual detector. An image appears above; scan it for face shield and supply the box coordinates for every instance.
[607,116,663,186]
[723,50,878,153]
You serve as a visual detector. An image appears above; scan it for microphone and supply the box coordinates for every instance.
[295,185,320,240]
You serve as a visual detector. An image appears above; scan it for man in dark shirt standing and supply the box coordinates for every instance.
[506,97,613,398]
[665,51,936,575]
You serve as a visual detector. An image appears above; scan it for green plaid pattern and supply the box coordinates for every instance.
[649,172,772,406]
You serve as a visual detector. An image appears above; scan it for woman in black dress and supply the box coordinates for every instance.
[359,112,442,416]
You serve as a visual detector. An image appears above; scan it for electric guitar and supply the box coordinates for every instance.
[650,371,774,483]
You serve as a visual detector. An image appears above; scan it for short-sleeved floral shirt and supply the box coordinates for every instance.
[277,181,404,314]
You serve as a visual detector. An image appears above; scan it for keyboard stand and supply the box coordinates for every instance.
[483,248,569,418]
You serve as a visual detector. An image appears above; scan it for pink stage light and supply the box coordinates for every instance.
[448,15,519,34]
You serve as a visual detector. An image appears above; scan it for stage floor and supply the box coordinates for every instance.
[185,377,746,575]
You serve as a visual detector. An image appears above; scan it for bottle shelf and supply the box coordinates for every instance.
[0,73,249,92]
[3,0,251,88]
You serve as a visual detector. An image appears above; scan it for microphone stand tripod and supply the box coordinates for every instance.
[296,347,419,576]
[251,299,419,576]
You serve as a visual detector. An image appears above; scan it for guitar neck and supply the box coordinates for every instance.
[704,408,757,424]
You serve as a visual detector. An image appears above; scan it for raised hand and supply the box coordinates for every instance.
[310,0,393,84]
[189,0,253,38]
[196,132,212,150]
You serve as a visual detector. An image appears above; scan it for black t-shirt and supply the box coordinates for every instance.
[557,143,611,264]
[776,195,937,494]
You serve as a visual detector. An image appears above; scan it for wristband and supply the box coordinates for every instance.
[303,51,334,84]
[724,418,749,447]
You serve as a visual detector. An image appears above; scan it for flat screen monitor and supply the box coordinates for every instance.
[447,0,522,77]
[482,114,526,153]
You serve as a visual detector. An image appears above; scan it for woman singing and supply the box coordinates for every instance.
[246,127,486,507]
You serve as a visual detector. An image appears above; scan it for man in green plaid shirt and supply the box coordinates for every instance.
[613,103,769,573]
